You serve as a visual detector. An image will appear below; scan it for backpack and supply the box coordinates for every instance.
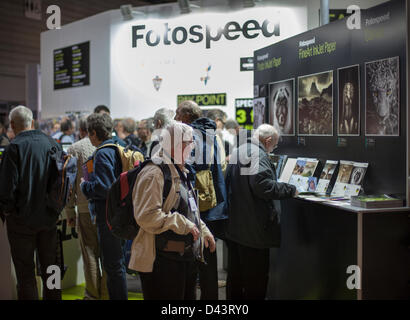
[46,147,78,216]
[105,160,172,240]
[97,143,145,173]
[194,137,218,212]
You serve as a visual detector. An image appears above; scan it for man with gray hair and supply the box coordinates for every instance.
[0,105,62,300]
[225,124,297,300]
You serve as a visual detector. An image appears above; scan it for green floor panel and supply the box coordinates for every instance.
[62,283,143,300]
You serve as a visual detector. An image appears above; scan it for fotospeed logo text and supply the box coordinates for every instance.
[132,19,280,49]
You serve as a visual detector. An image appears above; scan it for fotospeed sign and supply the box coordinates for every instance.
[235,98,253,130]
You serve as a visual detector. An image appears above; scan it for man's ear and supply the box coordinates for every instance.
[31,119,35,129]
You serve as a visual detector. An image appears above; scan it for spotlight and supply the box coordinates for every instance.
[178,0,191,14]
[120,4,145,21]
[243,0,255,8]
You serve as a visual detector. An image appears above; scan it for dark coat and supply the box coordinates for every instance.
[0,130,61,228]
[225,138,296,248]
[81,139,122,219]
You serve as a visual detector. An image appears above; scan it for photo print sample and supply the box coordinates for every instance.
[349,166,367,185]
[336,163,354,184]
[320,162,337,180]
[298,70,333,136]
[301,161,317,177]
[269,79,295,136]
[292,159,306,175]
[338,65,360,136]
[253,97,267,129]
[365,56,400,136]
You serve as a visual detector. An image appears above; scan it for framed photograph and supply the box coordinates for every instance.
[297,70,334,136]
[365,56,400,136]
[337,64,360,136]
[253,97,266,129]
[269,78,295,136]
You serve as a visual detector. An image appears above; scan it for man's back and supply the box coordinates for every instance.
[0,130,60,228]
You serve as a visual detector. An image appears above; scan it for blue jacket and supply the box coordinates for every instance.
[190,118,228,222]
[81,139,122,222]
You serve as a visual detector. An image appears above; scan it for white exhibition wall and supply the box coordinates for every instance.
[41,1,307,120]
[41,11,112,118]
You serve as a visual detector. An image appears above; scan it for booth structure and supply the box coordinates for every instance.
[255,0,410,299]
[1,0,408,300]
[40,1,309,121]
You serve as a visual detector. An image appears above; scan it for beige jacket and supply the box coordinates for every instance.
[128,156,213,273]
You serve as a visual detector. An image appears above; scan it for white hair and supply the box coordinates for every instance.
[9,105,33,130]
[160,120,193,147]
[154,108,175,129]
[253,124,279,141]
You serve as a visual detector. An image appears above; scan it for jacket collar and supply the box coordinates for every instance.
[98,139,115,148]
[248,137,267,153]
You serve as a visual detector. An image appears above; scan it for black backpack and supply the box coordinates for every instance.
[105,160,172,240]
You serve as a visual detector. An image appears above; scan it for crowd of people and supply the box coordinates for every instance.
[0,101,297,301]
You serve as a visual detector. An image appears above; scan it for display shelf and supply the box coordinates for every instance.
[295,196,410,214]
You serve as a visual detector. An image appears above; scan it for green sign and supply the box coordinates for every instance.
[235,98,253,130]
[177,93,226,106]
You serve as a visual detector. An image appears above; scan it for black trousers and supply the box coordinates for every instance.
[198,246,219,300]
[6,217,61,300]
[226,240,269,300]
[139,253,197,300]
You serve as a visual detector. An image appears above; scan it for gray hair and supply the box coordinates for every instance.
[225,118,239,130]
[253,124,279,141]
[9,105,33,130]
[121,117,136,134]
[153,108,175,129]
[160,120,193,148]
[79,117,88,132]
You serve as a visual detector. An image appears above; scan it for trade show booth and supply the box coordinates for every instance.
[254,0,410,299]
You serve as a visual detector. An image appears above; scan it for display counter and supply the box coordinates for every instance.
[267,197,410,300]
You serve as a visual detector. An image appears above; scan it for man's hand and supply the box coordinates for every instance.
[189,225,200,242]
[204,234,216,253]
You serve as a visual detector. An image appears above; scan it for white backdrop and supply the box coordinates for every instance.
[41,2,307,120]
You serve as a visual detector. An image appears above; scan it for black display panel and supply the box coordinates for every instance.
[254,0,406,197]
[54,41,90,90]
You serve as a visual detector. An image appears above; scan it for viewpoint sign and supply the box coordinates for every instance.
[132,18,280,49]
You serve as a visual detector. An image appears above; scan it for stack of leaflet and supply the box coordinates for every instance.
[278,158,297,183]
[315,160,338,195]
[287,158,319,192]
[270,154,288,179]
[330,160,368,198]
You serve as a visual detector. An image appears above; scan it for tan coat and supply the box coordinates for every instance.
[128,157,213,273]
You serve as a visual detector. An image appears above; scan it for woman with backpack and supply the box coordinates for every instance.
[129,121,216,300]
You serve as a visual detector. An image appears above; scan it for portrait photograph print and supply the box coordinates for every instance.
[269,78,295,136]
[298,70,333,136]
[365,56,400,136]
[338,65,360,136]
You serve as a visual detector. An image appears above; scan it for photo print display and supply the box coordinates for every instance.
[298,70,333,136]
[269,79,295,136]
[253,97,266,129]
[289,158,319,192]
[365,56,400,136]
[331,160,368,198]
[338,65,360,136]
[316,160,338,195]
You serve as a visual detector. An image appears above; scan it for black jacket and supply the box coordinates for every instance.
[0,130,61,228]
[225,138,296,248]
